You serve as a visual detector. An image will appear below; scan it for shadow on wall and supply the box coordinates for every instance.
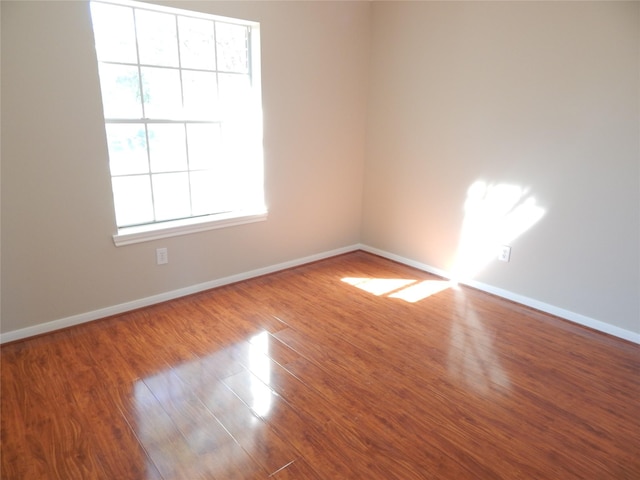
[452,180,546,282]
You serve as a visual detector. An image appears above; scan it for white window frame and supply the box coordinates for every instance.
[90,0,267,246]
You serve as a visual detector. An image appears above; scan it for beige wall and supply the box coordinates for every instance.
[364,1,639,333]
[1,0,370,334]
[2,1,639,339]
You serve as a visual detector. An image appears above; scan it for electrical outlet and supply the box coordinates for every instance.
[156,247,168,265]
[498,245,511,262]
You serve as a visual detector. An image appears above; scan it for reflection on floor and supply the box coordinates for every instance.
[2,251,639,479]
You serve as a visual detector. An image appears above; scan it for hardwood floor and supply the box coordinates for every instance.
[2,251,639,479]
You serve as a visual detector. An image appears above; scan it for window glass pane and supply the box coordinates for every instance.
[152,173,191,221]
[91,1,263,230]
[141,67,183,119]
[218,73,251,120]
[105,124,149,175]
[112,175,154,226]
[148,124,187,173]
[178,17,216,70]
[216,23,248,73]
[98,64,142,119]
[91,3,137,63]
[135,9,179,67]
[190,170,228,215]
[186,123,221,170]
[182,70,218,120]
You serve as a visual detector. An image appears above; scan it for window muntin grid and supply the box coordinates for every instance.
[91,0,262,229]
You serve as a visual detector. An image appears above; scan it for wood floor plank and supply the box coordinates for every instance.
[2,251,638,479]
[142,369,237,455]
[1,336,108,479]
[64,329,165,480]
[170,356,298,476]
[269,458,320,480]
[1,349,49,479]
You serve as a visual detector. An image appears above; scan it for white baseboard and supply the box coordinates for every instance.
[0,244,360,344]
[360,244,640,345]
[3,243,637,345]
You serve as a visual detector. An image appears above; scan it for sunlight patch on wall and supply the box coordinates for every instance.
[452,180,545,282]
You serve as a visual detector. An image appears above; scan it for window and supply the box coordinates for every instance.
[90,0,265,246]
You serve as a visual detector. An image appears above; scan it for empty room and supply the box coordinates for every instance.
[1,0,638,478]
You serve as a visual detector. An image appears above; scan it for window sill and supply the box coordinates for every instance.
[113,208,268,246]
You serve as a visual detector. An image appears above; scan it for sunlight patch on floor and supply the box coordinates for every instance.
[342,277,453,302]
[341,277,417,296]
[389,280,453,303]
